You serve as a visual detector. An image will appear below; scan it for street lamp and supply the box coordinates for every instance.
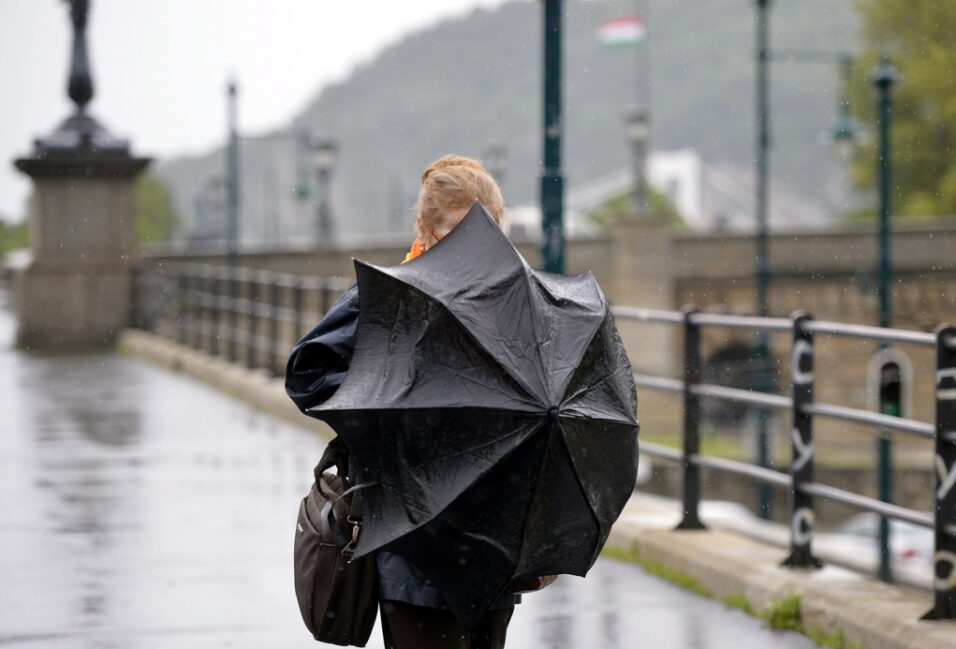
[483,143,509,190]
[831,55,864,162]
[831,111,862,163]
[225,78,240,265]
[293,128,313,202]
[625,106,651,211]
[540,0,565,274]
[309,135,338,245]
[872,55,898,331]
[753,0,773,521]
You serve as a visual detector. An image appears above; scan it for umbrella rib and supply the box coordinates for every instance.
[557,311,638,428]
[556,430,604,566]
[357,262,546,406]
[560,370,638,424]
[435,422,545,461]
[554,308,611,402]
[558,412,637,428]
[368,422,549,550]
[307,404,542,415]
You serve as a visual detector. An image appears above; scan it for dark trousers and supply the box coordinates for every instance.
[380,600,514,649]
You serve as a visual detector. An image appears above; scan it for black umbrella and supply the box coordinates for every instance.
[310,202,639,627]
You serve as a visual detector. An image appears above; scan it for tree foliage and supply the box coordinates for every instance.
[589,187,685,230]
[0,218,29,256]
[135,173,179,243]
[850,0,956,219]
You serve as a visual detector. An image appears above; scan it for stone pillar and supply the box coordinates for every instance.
[12,0,150,350]
[608,212,675,375]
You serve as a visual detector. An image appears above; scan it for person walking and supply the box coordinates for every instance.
[287,155,546,649]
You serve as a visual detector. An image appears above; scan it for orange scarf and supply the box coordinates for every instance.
[403,239,427,263]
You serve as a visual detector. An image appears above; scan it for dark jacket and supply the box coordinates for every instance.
[286,284,519,610]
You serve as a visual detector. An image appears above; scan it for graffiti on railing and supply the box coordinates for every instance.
[612,305,954,620]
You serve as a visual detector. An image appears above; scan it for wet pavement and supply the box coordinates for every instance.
[0,288,816,649]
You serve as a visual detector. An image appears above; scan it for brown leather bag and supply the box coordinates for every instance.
[294,438,378,646]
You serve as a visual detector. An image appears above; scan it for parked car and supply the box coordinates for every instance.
[823,512,933,569]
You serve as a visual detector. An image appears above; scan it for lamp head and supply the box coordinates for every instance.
[625,107,650,143]
[310,136,338,172]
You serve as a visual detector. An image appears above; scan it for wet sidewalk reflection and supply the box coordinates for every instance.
[0,290,815,648]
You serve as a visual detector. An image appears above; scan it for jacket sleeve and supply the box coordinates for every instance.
[285,283,360,415]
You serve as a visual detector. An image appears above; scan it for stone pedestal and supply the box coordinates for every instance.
[14,146,149,349]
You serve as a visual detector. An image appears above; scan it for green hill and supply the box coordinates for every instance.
[157,0,858,244]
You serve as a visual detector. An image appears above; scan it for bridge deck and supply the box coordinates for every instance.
[0,289,816,648]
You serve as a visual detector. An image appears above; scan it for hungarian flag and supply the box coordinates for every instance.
[598,15,646,48]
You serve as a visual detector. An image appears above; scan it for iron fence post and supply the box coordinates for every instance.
[209,267,221,356]
[293,276,304,344]
[205,265,216,352]
[877,355,902,583]
[319,278,332,317]
[202,265,214,354]
[128,265,141,330]
[227,266,239,363]
[782,311,822,568]
[160,266,172,339]
[190,267,203,350]
[924,324,956,619]
[176,267,188,346]
[246,270,260,369]
[268,272,280,377]
[677,307,706,530]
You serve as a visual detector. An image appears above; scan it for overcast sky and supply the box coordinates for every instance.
[0,0,519,221]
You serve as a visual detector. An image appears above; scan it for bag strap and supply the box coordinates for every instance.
[341,482,365,559]
[312,438,366,559]
[313,437,348,485]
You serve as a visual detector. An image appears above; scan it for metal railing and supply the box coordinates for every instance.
[611,305,956,620]
[130,263,956,620]
[131,262,352,376]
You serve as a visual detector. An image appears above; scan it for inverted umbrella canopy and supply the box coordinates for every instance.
[310,202,639,627]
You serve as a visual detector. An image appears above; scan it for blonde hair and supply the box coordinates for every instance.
[413,155,505,240]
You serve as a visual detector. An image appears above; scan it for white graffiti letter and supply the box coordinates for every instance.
[791,339,813,385]
[936,455,956,501]
[935,551,956,591]
[938,368,956,401]
[791,427,814,473]
[791,507,814,547]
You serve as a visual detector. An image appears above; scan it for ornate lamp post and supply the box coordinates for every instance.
[13,0,150,349]
[625,107,651,211]
[66,0,93,113]
[309,136,338,245]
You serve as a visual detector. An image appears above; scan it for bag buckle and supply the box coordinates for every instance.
[342,518,361,559]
